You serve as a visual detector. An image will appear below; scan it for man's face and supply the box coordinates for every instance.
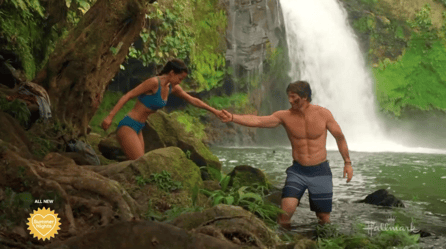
[288,92,305,109]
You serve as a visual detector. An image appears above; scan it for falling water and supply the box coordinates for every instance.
[279,0,446,153]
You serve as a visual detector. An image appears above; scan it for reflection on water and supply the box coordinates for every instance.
[210,146,446,243]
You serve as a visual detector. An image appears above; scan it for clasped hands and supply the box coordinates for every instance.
[216,109,233,123]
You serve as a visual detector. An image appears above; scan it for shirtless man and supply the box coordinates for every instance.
[220,80,353,228]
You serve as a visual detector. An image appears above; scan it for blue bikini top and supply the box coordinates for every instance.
[137,77,171,110]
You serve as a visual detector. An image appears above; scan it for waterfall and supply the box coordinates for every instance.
[279,0,445,153]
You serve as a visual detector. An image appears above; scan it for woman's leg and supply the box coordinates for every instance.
[116,126,144,160]
[138,130,145,153]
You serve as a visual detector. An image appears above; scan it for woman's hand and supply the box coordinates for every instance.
[102,116,113,131]
[220,110,233,123]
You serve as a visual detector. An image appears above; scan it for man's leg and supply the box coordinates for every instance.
[278,197,299,229]
[316,212,331,225]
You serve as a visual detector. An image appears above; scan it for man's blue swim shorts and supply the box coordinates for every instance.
[281,160,333,213]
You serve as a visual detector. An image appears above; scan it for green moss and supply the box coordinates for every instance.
[130,147,203,192]
[0,1,58,80]
[169,111,207,142]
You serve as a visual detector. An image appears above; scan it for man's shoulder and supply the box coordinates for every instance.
[272,109,289,117]
[311,104,331,115]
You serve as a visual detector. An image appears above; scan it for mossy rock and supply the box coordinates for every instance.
[228,165,274,192]
[143,111,221,171]
[128,147,203,192]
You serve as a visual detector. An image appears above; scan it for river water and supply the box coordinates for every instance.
[210,146,446,247]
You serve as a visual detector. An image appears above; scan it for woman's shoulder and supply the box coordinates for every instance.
[139,77,160,93]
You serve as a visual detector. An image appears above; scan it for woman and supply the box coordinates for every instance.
[102,59,223,160]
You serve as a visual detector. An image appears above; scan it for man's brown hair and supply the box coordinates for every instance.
[286,80,312,102]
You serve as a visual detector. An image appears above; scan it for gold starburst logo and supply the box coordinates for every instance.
[27,207,61,240]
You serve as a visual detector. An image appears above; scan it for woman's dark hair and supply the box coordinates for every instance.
[286,80,312,102]
[158,58,189,76]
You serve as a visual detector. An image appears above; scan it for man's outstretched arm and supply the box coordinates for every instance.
[220,110,282,128]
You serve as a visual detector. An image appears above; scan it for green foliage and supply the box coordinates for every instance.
[0,96,30,127]
[409,4,433,32]
[138,2,193,66]
[0,0,53,79]
[5,0,44,17]
[354,15,377,34]
[184,93,253,119]
[89,91,136,135]
[0,188,34,227]
[144,201,204,222]
[128,0,226,92]
[30,136,55,157]
[66,0,95,26]
[188,0,227,92]
[374,6,446,117]
[199,168,284,227]
[136,171,183,192]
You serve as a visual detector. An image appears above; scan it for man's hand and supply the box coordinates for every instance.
[215,110,225,120]
[220,110,233,123]
[343,163,353,183]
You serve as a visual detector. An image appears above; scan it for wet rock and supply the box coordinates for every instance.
[357,189,405,208]
[411,229,432,238]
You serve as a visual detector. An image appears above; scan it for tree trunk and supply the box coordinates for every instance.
[34,0,148,137]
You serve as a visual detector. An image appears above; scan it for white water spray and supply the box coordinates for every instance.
[279,0,446,154]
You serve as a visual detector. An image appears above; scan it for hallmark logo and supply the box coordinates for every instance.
[363,215,419,236]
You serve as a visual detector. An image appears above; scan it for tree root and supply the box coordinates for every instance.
[0,145,139,236]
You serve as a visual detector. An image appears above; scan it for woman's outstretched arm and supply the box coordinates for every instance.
[171,85,223,117]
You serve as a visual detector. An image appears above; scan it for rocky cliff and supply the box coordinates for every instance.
[223,0,286,78]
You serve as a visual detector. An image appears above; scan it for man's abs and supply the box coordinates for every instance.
[289,137,328,166]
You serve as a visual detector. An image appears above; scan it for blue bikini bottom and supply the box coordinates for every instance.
[117,115,145,134]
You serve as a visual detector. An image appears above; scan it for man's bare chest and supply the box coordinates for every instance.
[282,114,326,139]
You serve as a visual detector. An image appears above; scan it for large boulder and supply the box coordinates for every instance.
[85,147,209,219]
[170,204,282,248]
[357,189,405,208]
[129,147,204,192]
[143,111,221,171]
[0,111,32,158]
